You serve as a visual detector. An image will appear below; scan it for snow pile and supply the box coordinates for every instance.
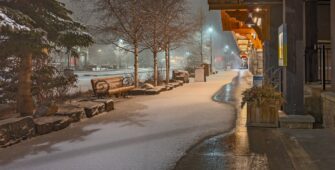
[0,10,31,31]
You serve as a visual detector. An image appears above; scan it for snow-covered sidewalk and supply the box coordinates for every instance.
[0,71,238,170]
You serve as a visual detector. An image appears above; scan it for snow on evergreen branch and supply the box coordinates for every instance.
[0,10,30,31]
[60,29,92,37]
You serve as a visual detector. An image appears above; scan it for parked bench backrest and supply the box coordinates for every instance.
[91,76,124,94]
[173,70,189,77]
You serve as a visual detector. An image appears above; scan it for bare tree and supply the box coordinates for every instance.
[184,8,208,70]
[142,0,191,86]
[141,0,166,86]
[198,9,206,64]
[94,0,147,87]
[160,0,192,84]
[75,0,200,87]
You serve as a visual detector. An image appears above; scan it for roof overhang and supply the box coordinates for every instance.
[208,0,278,52]
[208,0,282,10]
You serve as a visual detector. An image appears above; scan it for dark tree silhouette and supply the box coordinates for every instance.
[0,0,93,116]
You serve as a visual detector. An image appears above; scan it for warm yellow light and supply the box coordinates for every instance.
[253,17,258,24]
[257,18,262,27]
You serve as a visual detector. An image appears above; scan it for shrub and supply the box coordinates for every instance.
[0,56,77,105]
[241,84,285,108]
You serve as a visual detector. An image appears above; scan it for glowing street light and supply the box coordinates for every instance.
[245,13,255,28]
[224,45,229,52]
[97,49,102,53]
[208,27,214,33]
[225,45,229,50]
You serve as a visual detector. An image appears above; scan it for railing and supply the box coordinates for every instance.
[316,42,332,90]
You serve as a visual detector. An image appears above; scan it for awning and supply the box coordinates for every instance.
[208,0,276,52]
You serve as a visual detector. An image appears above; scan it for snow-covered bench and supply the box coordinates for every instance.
[173,70,190,83]
[91,76,135,98]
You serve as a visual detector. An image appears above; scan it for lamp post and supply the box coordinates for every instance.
[231,51,234,68]
[117,39,124,69]
[208,27,214,73]
[224,45,229,69]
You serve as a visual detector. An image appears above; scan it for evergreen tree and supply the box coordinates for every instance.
[0,0,93,116]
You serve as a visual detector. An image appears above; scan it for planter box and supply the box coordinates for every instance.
[247,103,279,128]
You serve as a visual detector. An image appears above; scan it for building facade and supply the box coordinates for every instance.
[208,0,335,125]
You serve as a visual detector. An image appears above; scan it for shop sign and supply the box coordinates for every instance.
[278,24,287,66]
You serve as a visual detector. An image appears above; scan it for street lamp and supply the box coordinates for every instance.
[208,27,213,34]
[224,45,229,53]
[245,13,255,28]
[117,39,125,69]
[208,27,214,73]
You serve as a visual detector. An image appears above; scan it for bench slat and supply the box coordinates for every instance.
[91,76,134,97]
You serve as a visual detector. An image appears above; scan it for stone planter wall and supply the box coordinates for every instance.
[321,92,335,128]
[0,117,35,147]
[0,99,115,147]
[129,81,183,96]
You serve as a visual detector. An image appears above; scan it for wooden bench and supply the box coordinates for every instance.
[91,76,135,97]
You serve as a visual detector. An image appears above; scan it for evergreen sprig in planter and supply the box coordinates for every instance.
[241,84,284,128]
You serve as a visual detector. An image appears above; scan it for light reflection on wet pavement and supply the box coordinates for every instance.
[174,70,270,170]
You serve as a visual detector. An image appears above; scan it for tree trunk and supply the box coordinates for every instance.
[153,50,158,86]
[165,45,170,85]
[17,53,34,116]
[68,50,71,68]
[134,43,139,87]
[200,28,203,63]
[168,47,170,83]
